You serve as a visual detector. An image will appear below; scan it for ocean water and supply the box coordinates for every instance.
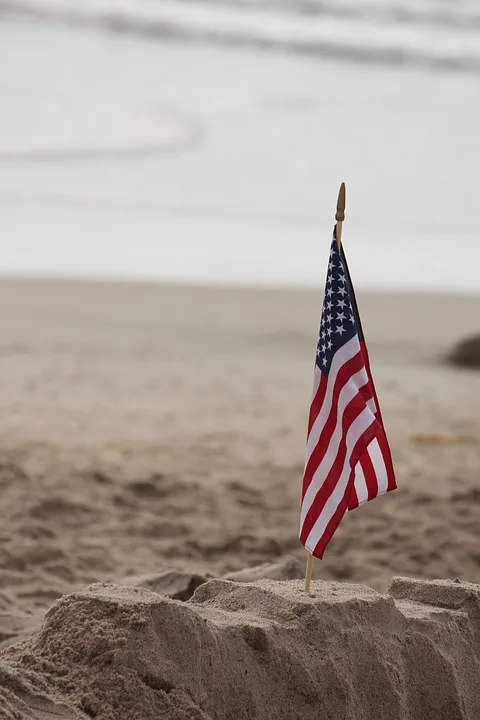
[0,0,479,292]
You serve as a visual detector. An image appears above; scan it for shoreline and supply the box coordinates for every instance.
[2,271,480,296]
[1,274,478,347]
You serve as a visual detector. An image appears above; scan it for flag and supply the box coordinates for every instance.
[300,226,396,559]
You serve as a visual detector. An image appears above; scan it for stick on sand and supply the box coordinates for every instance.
[304,182,347,594]
[304,553,313,593]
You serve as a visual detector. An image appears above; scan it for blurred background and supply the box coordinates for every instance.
[1,0,479,292]
[1,0,480,621]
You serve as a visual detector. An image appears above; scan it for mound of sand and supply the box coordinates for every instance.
[1,577,479,720]
[0,559,304,656]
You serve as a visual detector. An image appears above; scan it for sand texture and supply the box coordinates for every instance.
[0,278,479,717]
[0,279,479,611]
[1,577,480,719]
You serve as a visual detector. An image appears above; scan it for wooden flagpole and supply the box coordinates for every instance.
[304,182,346,594]
[304,552,313,593]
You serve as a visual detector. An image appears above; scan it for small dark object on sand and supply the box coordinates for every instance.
[446,334,480,369]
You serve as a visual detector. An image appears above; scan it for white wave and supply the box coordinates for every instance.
[170,0,480,28]
[3,0,480,70]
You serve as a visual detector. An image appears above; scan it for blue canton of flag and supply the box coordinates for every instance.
[316,229,363,375]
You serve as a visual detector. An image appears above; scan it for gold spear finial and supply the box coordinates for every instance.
[335,182,346,249]
[335,182,346,222]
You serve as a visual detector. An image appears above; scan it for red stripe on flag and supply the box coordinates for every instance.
[359,339,391,437]
[360,448,378,502]
[378,430,396,492]
[307,371,327,436]
[349,483,359,509]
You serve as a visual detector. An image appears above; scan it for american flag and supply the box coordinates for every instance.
[300,227,396,559]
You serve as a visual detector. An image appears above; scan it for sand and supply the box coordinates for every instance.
[0,277,479,717]
[1,576,480,719]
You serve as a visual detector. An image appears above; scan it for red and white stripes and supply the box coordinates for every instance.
[300,335,395,558]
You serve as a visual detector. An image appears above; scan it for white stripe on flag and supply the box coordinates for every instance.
[305,406,376,553]
[369,437,388,495]
[353,462,369,506]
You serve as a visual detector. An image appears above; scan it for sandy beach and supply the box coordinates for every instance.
[0,277,479,610]
[0,277,479,718]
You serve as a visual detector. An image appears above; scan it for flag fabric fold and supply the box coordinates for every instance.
[300,226,396,559]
